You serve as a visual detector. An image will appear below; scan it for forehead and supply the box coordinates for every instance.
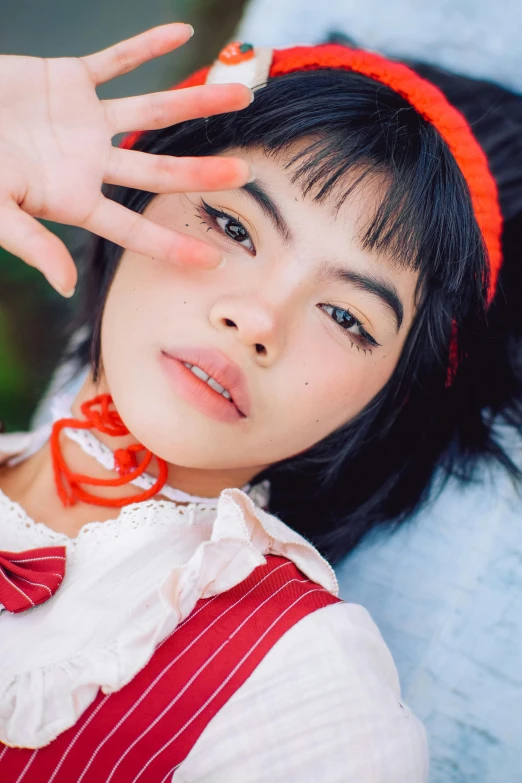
[217,146,419,325]
[222,144,406,265]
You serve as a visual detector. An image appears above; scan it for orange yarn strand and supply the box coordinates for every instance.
[50,394,169,508]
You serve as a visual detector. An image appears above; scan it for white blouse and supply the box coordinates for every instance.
[0,430,428,781]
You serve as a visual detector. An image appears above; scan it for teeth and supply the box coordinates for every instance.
[207,377,224,394]
[186,363,233,402]
[190,365,209,382]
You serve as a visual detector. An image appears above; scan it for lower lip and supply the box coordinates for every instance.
[159,352,245,423]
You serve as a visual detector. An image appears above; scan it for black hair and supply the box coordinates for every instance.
[68,62,522,564]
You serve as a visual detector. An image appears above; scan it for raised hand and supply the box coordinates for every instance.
[0,24,253,296]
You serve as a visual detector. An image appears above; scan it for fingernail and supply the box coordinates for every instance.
[248,88,255,104]
[247,169,257,183]
[52,281,76,298]
[216,257,227,270]
[186,24,195,37]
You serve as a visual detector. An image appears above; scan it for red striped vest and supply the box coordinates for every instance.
[0,555,340,782]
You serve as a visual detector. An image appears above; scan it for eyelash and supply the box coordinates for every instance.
[198,200,379,353]
[318,304,380,352]
[199,200,256,255]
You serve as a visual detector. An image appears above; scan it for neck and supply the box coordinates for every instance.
[71,375,260,497]
[0,373,262,538]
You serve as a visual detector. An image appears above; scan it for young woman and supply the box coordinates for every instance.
[0,20,518,782]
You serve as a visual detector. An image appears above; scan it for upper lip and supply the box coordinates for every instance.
[161,345,251,417]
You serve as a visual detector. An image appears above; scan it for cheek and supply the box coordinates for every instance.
[101,256,166,362]
[99,256,182,439]
[101,251,204,352]
[271,331,399,451]
[98,254,232,464]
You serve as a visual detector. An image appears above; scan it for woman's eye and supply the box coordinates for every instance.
[319,304,379,349]
[199,200,256,254]
[215,215,254,252]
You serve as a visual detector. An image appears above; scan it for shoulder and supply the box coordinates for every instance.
[0,429,46,467]
[0,432,34,462]
[176,601,429,783]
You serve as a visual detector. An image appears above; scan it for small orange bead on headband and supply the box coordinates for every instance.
[122,42,503,378]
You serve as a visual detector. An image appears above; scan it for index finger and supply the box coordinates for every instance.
[81,23,194,87]
[85,196,223,269]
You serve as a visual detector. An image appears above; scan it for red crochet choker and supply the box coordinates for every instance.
[50,394,168,508]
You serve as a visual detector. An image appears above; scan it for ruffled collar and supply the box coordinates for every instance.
[0,430,338,749]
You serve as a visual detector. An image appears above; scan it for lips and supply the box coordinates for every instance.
[160,346,251,417]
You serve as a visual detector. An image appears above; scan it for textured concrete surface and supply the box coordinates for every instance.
[335,447,522,782]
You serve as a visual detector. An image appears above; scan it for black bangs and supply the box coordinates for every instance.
[282,131,466,279]
[131,68,487,311]
[252,71,487,300]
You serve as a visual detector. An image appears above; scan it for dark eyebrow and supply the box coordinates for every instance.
[236,184,403,330]
[239,181,292,243]
[319,263,404,331]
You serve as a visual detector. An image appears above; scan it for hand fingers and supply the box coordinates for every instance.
[84,196,223,269]
[0,204,77,296]
[105,148,252,193]
[104,82,253,135]
[81,23,193,87]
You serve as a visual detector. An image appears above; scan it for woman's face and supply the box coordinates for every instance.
[101,146,419,482]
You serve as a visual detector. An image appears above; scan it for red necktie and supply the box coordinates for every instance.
[0,546,66,613]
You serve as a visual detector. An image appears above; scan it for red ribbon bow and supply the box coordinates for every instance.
[0,546,66,613]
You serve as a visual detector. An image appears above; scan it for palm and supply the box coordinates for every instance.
[1,57,110,225]
[0,25,252,295]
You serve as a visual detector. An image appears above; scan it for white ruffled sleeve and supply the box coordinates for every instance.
[174,602,429,782]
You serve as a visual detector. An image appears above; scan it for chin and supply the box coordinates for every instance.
[109,390,221,469]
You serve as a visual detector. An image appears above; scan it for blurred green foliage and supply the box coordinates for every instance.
[0,0,247,432]
[0,225,74,431]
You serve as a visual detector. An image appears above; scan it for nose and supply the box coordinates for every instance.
[209,296,281,361]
